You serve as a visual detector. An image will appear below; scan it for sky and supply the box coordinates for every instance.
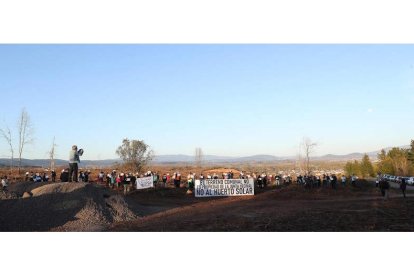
[0,44,413,160]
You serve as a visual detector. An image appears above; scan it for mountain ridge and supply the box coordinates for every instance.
[0,145,409,167]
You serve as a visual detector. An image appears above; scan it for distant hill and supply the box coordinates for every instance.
[0,145,409,167]
[0,158,120,168]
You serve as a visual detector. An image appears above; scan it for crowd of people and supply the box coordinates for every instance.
[376,173,407,200]
[1,167,411,200]
[18,167,362,193]
[24,171,56,183]
[1,145,409,200]
[96,170,162,195]
[21,169,91,184]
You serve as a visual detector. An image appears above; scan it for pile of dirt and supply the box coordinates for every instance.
[203,168,241,175]
[0,190,19,200]
[31,182,86,197]
[0,182,140,232]
[3,179,413,232]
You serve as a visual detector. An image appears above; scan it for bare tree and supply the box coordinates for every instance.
[17,108,34,174]
[49,136,57,171]
[195,147,203,171]
[0,125,14,174]
[302,137,318,175]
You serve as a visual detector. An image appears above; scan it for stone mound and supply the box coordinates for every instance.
[0,182,139,231]
[31,182,87,197]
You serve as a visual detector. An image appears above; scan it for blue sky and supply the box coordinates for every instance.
[0,45,413,160]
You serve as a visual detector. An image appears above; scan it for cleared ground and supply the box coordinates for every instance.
[1,179,413,232]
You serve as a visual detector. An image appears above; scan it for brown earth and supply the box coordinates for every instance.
[1,179,413,232]
[110,181,414,232]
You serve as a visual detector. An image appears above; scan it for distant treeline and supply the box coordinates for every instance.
[345,140,414,177]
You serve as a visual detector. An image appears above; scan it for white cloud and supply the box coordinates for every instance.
[367,108,374,113]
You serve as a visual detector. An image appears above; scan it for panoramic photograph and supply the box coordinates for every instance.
[1,44,413,232]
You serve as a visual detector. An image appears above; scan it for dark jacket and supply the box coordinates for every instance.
[401,178,407,190]
[380,180,390,190]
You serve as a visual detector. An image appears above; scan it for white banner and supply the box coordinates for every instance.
[195,179,254,198]
[136,176,154,190]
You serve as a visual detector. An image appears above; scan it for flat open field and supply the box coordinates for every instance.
[1,173,413,232]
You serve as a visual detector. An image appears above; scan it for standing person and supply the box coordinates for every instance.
[68,145,81,182]
[123,174,131,195]
[51,170,57,182]
[401,177,407,198]
[162,174,167,188]
[106,173,111,187]
[379,178,390,200]
[177,173,181,187]
[322,175,327,188]
[110,173,116,189]
[173,172,177,187]
[116,174,121,190]
[79,171,85,182]
[187,173,195,194]
[43,172,49,182]
[351,174,357,187]
[332,174,338,190]
[262,173,268,187]
[60,169,69,182]
[376,173,381,188]
[275,175,280,186]
[130,173,136,190]
[153,172,159,187]
[257,174,264,189]
[174,172,181,188]
[98,172,105,183]
[341,175,347,188]
[84,170,90,182]
[1,176,8,191]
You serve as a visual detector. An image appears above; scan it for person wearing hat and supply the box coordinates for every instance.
[68,145,81,182]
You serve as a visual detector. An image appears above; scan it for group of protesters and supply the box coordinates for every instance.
[96,170,162,195]
[296,174,359,189]
[376,173,408,200]
[24,171,56,183]
[4,145,407,200]
[23,169,91,184]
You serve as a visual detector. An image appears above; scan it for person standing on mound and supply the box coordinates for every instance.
[68,145,81,182]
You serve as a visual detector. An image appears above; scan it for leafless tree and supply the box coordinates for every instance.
[195,147,203,171]
[17,108,34,174]
[49,136,57,171]
[0,125,14,174]
[301,137,318,175]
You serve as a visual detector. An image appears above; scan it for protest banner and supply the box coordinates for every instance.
[195,179,254,198]
[136,176,154,190]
